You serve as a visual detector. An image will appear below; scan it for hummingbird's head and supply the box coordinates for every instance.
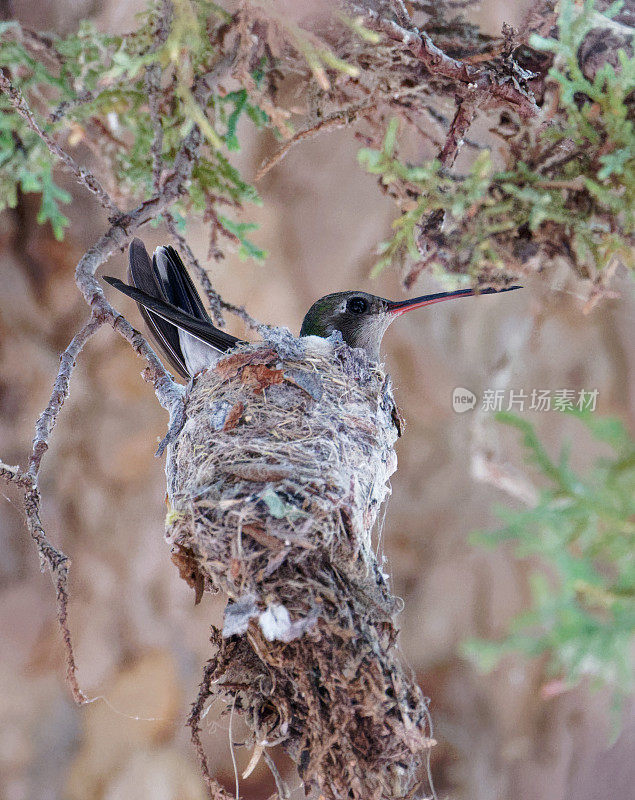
[300,291,394,361]
[299,285,523,361]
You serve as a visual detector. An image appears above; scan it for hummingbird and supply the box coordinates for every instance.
[104,238,521,379]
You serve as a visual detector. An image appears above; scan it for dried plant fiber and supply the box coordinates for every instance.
[165,329,433,799]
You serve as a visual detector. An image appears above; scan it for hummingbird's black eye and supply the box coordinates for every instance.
[347,297,368,314]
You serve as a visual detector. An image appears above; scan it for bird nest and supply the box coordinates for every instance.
[165,329,433,800]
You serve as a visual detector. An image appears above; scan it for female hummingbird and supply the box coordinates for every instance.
[104,239,521,379]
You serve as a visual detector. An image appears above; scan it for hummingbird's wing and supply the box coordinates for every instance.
[105,239,243,378]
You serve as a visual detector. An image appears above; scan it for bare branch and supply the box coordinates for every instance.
[145,0,174,191]
[0,72,121,218]
[404,93,478,287]
[0,316,102,703]
[0,47,219,710]
[29,317,104,477]
[256,100,376,181]
[264,749,290,800]
[390,0,419,33]
[146,64,165,193]
[0,192,186,712]
[0,460,87,704]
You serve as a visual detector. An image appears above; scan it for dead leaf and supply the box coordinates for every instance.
[214,348,277,381]
[242,522,285,549]
[223,401,244,431]
[391,404,405,437]
[241,364,284,393]
[170,546,205,605]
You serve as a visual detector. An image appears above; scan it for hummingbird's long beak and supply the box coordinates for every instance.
[386,285,522,316]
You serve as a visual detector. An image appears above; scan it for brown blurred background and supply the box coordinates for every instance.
[1,2,634,799]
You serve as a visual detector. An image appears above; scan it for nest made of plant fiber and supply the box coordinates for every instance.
[165,329,434,800]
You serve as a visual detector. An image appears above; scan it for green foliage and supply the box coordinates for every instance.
[0,111,71,239]
[0,1,267,257]
[462,411,635,705]
[359,0,634,280]
[359,120,497,276]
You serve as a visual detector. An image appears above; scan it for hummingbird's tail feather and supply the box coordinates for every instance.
[105,239,242,378]
[126,238,190,378]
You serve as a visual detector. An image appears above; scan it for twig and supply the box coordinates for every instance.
[188,654,235,800]
[145,0,174,191]
[49,90,96,123]
[405,93,478,286]
[349,3,539,119]
[0,72,121,219]
[409,0,474,8]
[146,64,165,192]
[438,94,478,168]
[256,101,376,181]
[264,750,290,800]
[390,0,419,33]
[0,316,104,703]
[0,460,87,704]
[0,44,253,800]
[0,46,221,712]
[29,317,104,477]
[0,126,190,713]
[73,63,225,393]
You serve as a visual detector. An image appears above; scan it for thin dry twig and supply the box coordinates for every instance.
[0,37,228,705]
[146,64,165,193]
[390,0,419,33]
[0,316,103,702]
[0,460,88,703]
[402,90,479,286]
[263,750,289,800]
[256,100,377,181]
[188,654,235,800]
[438,93,478,168]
